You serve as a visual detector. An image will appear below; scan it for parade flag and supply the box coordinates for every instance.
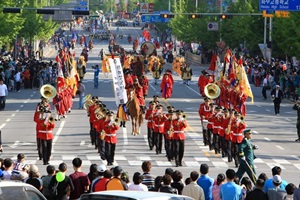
[208,54,217,71]
[240,65,254,103]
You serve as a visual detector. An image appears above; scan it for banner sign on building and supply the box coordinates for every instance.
[108,58,128,105]
[259,0,300,11]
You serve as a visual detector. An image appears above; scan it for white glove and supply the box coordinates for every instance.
[253,145,258,149]
[241,156,246,161]
[108,121,113,126]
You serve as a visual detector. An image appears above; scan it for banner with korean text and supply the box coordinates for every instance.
[108,58,128,105]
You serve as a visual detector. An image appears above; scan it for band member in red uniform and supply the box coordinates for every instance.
[145,102,157,150]
[93,108,107,160]
[37,111,55,165]
[212,107,223,154]
[164,110,174,162]
[160,73,173,99]
[102,111,119,166]
[153,105,166,155]
[87,96,99,146]
[198,97,211,146]
[225,109,234,162]
[140,72,149,98]
[230,112,246,167]
[207,103,215,151]
[236,86,248,116]
[172,110,187,167]
[220,109,230,158]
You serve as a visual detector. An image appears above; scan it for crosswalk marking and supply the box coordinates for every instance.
[137,156,151,160]
[272,159,290,164]
[266,163,286,170]
[155,161,172,166]
[184,161,200,167]
[62,155,77,160]
[128,161,143,166]
[194,156,210,162]
[212,161,228,168]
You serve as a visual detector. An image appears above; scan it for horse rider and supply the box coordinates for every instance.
[133,78,146,113]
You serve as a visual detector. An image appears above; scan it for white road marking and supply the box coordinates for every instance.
[265,109,270,112]
[291,155,300,160]
[185,85,201,96]
[0,123,6,129]
[256,105,261,107]
[16,109,19,112]
[272,159,290,164]
[11,114,15,117]
[284,118,292,122]
[123,127,128,146]
[80,141,85,146]
[30,95,33,97]
[294,164,300,170]
[252,130,258,134]
[212,161,229,168]
[20,105,24,108]
[149,83,157,91]
[264,137,271,141]
[53,121,65,144]
[10,141,20,149]
[276,145,284,150]
[5,119,10,122]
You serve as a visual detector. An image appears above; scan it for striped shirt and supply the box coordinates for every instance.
[142,172,155,190]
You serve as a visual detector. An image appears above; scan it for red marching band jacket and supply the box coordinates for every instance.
[172,118,187,140]
[164,114,173,140]
[213,113,223,135]
[88,104,98,124]
[230,118,246,143]
[103,120,119,144]
[145,109,157,129]
[220,115,230,139]
[198,103,211,121]
[37,118,55,140]
[153,115,166,133]
[207,111,215,130]
[93,118,105,134]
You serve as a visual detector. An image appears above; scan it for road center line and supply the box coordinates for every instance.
[5,119,10,122]
[80,141,85,146]
[185,85,201,96]
[53,121,65,144]
[149,83,157,91]
[284,118,291,122]
[123,127,128,146]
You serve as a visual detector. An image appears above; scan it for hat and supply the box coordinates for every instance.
[153,95,159,98]
[204,97,210,102]
[30,165,39,173]
[17,153,25,161]
[97,164,107,172]
[276,85,280,88]
[168,110,174,114]
[92,96,98,100]
[176,110,183,115]
[223,109,229,113]
[106,111,114,116]
[149,101,156,105]
[243,129,252,135]
[234,112,241,116]
[167,106,174,110]
[209,103,215,107]
[273,175,282,184]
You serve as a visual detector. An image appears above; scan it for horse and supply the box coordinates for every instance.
[126,90,143,136]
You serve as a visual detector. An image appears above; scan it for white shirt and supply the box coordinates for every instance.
[14,72,21,82]
[263,78,268,86]
[2,170,12,180]
[128,183,148,191]
[0,84,8,96]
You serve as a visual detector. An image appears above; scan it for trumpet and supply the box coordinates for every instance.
[182,114,187,119]
[49,116,55,123]
[114,118,119,123]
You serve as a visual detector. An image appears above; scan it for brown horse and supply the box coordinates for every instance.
[126,90,143,135]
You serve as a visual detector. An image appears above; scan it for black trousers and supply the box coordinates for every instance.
[105,142,116,164]
[226,140,232,162]
[212,134,220,154]
[147,128,155,150]
[231,142,240,166]
[40,139,52,164]
[173,140,185,165]
[219,136,227,157]
[207,129,213,150]
[154,131,163,153]
[90,123,96,145]
[202,129,208,145]
[98,137,106,160]
[262,86,267,99]
[274,100,281,114]
[37,138,42,159]
[164,136,173,161]
[236,159,257,184]
[0,96,6,110]
[16,81,21,91]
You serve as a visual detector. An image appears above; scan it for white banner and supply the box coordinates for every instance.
[108,58,128,105]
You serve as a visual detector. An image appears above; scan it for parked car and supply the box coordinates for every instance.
[80,190,194,200]
[115,20,128,26]
[0,181,47,200]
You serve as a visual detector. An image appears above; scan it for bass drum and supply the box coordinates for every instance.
[140,41,156,56]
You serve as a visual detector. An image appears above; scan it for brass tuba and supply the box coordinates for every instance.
[204,83,221,99]
[40,84,57,99]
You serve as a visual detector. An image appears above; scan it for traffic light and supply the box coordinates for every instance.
[37,9,55,14]
[160,14,174,18]
[220,14,233,19]
[189,14,202,19]
[3,7,21,13]
[72,10,90,15]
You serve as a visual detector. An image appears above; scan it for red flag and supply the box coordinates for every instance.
[208,54,217,71]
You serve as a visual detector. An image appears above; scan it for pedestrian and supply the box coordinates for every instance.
[285,183,296,200]
[245,179,268,200]
[41,165,56,199]
[88,164,99,184]
[219,169,243,200]
[160,73,173,99]
[69,158,90,199]
[266,175,287,200]
[263,166,288,192]
[93,65,100,88]
[48,163,74,200]
[78,81,85,109]
[182,171,205,200]
[172,110,187,167]
[106,166,128,190]
[128,172,148,191]
[212,173,226,200]
[271,85,284,115]
[141,161,155,190]
[236,129,258,184]
[171,170,184,195]
[24,165,43,192]
[14,69,21,92]
[293,99,300,141]
[158,174,178,194]
[2,158,13,180]
[262,75,268,100]
[90,165,109,192]
[197,163,214,200]
[0,79,8,111]
[103,111,119,166]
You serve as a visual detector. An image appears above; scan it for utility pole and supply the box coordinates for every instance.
[168,0,171,11]
[196,0,198,8]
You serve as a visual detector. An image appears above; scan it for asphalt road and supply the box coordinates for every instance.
[0,23,299,186]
